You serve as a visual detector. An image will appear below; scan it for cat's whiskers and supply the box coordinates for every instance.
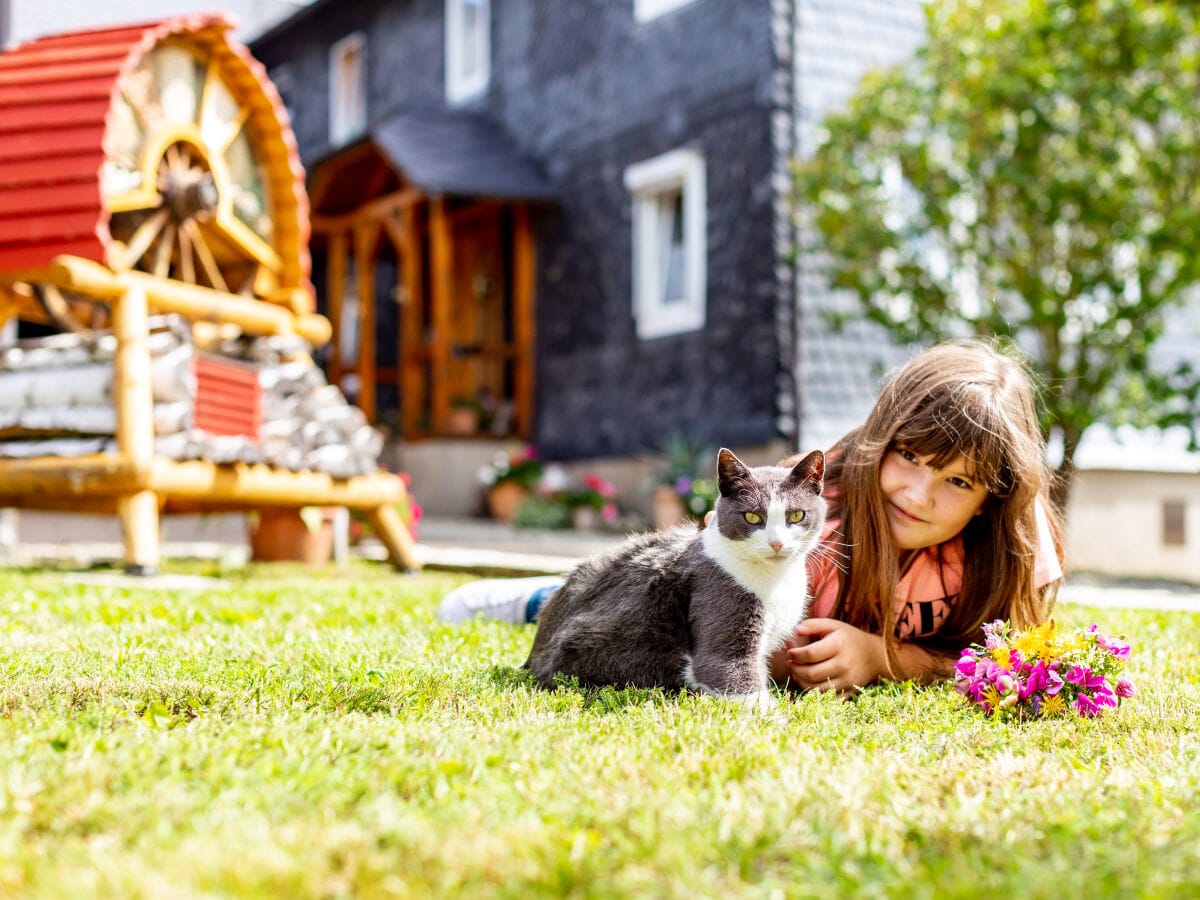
[809,541,850,574]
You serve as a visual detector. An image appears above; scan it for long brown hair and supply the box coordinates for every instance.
[826,339,1063,670]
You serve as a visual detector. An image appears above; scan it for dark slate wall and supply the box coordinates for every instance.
[254,0,781,460]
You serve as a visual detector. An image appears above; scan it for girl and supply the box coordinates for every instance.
[438,338,1064,690]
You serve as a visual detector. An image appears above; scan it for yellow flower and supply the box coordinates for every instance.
[991,646,1012,669]
[1012,620,1058,660]
[982,685,1003,712]
[1038,694,1066,717]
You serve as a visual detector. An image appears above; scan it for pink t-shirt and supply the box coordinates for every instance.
[806,497,1063,639]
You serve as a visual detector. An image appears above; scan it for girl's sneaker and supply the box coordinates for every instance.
[436,576,564,625]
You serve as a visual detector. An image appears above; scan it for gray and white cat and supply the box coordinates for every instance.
[524,448,826,708]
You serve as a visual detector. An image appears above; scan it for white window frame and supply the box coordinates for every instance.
[329,32,367,146]
[624,148,707,340]
[635,0,697,23]
[446,0,491,104]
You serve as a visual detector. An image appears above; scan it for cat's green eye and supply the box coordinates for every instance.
[743,512,762,525]
[787,511,806,524]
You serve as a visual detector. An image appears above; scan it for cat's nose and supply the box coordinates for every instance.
[769,539,783,552]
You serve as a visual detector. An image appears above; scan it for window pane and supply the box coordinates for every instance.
[658,192,686,306]
[1163,499,1186,547]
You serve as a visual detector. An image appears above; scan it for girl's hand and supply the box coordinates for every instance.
[784,619,886,693]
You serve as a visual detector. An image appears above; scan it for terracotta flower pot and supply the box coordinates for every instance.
[247,508,335,563]
[487,481,529,523]
[653,485,687,530]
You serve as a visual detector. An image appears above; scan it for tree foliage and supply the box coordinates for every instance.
[794,0,1200,504]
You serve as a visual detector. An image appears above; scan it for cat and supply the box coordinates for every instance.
[524,447,826,709]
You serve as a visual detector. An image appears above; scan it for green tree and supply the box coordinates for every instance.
[794,0,1200,508]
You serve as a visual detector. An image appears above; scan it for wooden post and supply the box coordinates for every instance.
[430,197,453,434]
[113,284,161,575]
[327,230,348,385]
[355,220,379,421]
[399,205,425,437]
[512,204,536,437]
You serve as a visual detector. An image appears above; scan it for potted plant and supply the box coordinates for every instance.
[560,473,620,531]
[477,445,544,522]
[647,434,719,529]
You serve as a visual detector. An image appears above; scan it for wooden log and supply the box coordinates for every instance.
[366,501,421,571]
[44,256,332,346]
[147,458,405,507]
[113,284,161,574]
[0,454,144,499]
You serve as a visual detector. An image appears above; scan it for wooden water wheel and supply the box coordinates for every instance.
[0,15,418,573]
[0,13,324,339]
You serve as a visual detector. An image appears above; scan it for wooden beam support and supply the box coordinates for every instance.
[366,502,420,571]
[512,204,537,438]
[429,197,453,434]
[399,205,425,437]
[44,256,332,346]
[326,230,348,384]
[113,284,161,574]
[354,219,380,421]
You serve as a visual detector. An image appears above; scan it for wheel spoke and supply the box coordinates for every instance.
[178,223,195,283]
[183,219,227,291]
[122,208,170,268]
[153,220,176,278]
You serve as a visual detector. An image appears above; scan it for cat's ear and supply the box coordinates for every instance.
[785,449,824,490]
[716,447,752,497]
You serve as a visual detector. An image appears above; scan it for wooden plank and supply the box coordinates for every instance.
[512,204,537,438]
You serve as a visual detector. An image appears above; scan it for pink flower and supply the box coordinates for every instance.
[954,653,978,680]
[1074,692,1102,718]
[1096,633,1131,660]
[1065,665,1106,692]
[601,502,618,523]
[1020,660,1049,700]
[1116,678,1136,698]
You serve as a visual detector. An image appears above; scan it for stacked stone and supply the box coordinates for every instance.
[0,317,382,478]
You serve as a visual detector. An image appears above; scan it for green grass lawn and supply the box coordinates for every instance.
[0,561,1197,898]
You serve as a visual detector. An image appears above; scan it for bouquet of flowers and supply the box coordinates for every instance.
[954,620,1134,719]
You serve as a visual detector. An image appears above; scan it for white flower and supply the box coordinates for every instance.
[540,464,569,492]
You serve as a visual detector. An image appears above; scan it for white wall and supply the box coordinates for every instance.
[1066,469,1200,583]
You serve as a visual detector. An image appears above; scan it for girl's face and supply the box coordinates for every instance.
[879,446,990,551]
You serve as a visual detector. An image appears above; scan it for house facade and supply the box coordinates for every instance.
[250,0,1200,580]
[249,0,926,509]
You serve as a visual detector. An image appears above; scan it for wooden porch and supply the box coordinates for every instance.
[309,140,539,441]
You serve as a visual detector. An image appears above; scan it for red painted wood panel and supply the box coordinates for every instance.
[194,355,262,439]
